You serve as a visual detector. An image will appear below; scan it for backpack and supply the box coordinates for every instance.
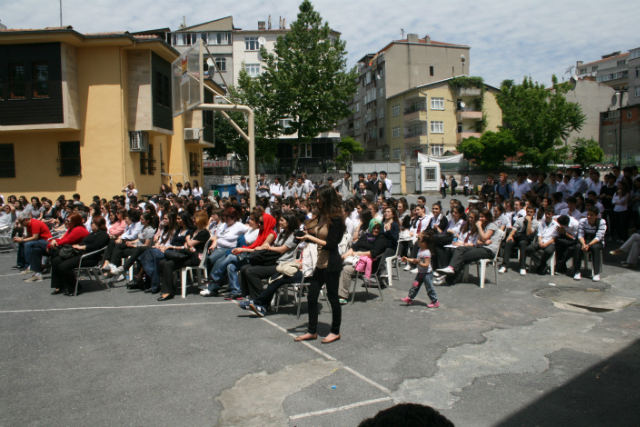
[451,179,458,189]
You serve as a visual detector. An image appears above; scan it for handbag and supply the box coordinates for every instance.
[58,245,80,259]
[276,261,301,277]
[248,249,281,266]
[163,249,191,263]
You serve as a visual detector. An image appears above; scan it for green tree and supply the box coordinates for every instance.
[240,0,358,172]
[457,130,518,169]
[571,137,604,168]
[496,76,585,169]
[335,136,364,170]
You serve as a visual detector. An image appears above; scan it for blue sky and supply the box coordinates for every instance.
[2,0,639,87]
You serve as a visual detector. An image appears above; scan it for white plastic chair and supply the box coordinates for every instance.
[582,249,604,277]
[0,224,16,253]
[463,230,504,288]
[349,255,384,303]
[384,243,401,287]
[177,238,212,298]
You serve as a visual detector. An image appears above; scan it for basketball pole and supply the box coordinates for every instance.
[196,103,256,208]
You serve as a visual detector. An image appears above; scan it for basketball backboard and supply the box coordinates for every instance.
[171,39,204,117]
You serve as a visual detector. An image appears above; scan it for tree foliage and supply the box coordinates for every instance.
[496,76,585,169]
[571,137,604,168]
[457,130,518,169]
[335,136,364,170]
[235,0,358,171]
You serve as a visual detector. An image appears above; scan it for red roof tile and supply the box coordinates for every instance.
[580,52,629,67]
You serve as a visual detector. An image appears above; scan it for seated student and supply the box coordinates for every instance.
[353,209,373,241]
[610,232,640,268]
[24,213,89,283]
[581,199,601,218]
[499,205,538,275]
[100,209,142,273]
[436,209,479,270]
[13,212,53,273]
[338,219,387,304]
[236,213,300,314]
[50,217,110,296]
[554,214,580,273]
[586,191,605,216]
[157,211,211,301]
[525,207,558,275]
[572,207,607,282]
[560,196,582,221]
[377,207,400,280]
[435,209,503,285]
[431,205,465,270]
[492,204,510,231]
[201,212,277,299]
[513,199,526,220]
[427,203,448,233]
[104,212,156,277]
[206,207,248,271]
[108,209,127,238]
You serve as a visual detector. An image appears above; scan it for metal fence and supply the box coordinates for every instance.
[203,158,339,176]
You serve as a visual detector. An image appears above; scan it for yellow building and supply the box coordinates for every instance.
[386,77,502,159]
[0,27,220,201]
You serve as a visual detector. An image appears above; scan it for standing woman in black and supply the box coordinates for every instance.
[295,186,346,344]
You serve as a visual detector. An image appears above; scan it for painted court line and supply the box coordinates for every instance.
[261,317,338,361]
[289,397,393,420]
[0,301,231,314]
[0,273,22,277]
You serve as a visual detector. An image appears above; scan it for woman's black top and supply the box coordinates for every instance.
[382,221,399,250]
[82,230,110,260]
[324,216,347,273]
[429,215,449,233]
[352,233,387,260]
[188,229,211,262]
[600,185,616,210]
[171,228,194,247]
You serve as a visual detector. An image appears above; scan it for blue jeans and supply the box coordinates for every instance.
[206,247,228,273]
[24,240,49,269]
[408,270,437,303]
[29,240,51,273]
[207,254,246,295]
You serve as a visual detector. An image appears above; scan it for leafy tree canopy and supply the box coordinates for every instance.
[571,137,604,169]
[335,136,364,170]
[496,76,585,170]
[457,130,518,170]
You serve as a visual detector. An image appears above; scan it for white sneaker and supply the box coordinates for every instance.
[410,268,419,274]
[109,263,118,272]
[436,266,455,275]
[499,266,507,274]
[200,289,211,296]
[592,274,601,282]
[403,265,412,271]
[379,273,389,278]
[573,273,582,280]
[520,269,526,276]
[108,266,125,277]
[433,271,441,278]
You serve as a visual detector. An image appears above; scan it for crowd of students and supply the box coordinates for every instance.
[1,165,639,336]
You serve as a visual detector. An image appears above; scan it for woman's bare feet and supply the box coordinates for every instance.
[294,333,318,342]
[321,333,341,344]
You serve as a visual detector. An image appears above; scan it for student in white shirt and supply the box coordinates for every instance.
[192,180,204,199]
[586,171,602,195]
[514,199,527,220]
[379,171,393,195]
[553,214,580,273]
[513,171,532,199]
[560,196,582,221]
[573,207,607,281]
[570,169,587,196]
[525,206,558,275]
[269,177,284,202]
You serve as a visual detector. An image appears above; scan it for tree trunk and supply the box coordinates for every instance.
[291,138,300,175]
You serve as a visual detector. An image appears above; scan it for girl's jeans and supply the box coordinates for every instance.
[408,270,437,303]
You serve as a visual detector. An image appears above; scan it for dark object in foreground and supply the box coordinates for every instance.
[358,403,454,427]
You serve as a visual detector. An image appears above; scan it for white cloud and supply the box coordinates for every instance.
[3,0,639,86]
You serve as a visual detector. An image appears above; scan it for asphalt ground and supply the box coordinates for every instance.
[1,193,639,426]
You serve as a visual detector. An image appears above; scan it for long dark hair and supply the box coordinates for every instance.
[278,212,300,244]
[461,210,479,236]
[419,229,437,252]
[384,207,399,224]
[161,212,177,243]
[178,211,194,229]
[315,185,344,226]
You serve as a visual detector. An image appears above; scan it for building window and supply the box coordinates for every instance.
[0,144,16,178]
[244,64,261,77]
[58,141,81,176]
[160,144,165,173]
[392,148,401,159]
[379,127,385,138]
[189,152,200,176]
[431,98,444,110]
[431,145,443,156]
[617,60,626,67]
[579,68,587,74]
[140,150,148,175]
[245,37,259,51]
[631,50,640,60]
[392,105,400,116]
[9,63,27,99]
[378,88,384,98]
[208,32,230,45]
[356,87,359,95]
[215,58,226,72]
[392,126,401,138]
[173,33,191,46]
[636,67,639,78]
[429,66,434,76]
[140,144,156,175]
[636,87,640,97]
[378,107,384,118]
[457,123,463,133]
[430,121,444,133]
[278,118,292,128]
[355,120,360,129]
[356,102,360,113]
[32,62,49,98]
[424,167,437,181]
[299,143,312,158]
[591,66,598,72]
[627,111,632,119]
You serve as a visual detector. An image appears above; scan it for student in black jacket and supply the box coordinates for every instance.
[50,216,110,296]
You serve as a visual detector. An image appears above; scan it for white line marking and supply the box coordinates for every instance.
[0,301,231,313]
[260,317,338,361]
[343,366,392,395]
[289,397,393,420]
[0,273,22,277]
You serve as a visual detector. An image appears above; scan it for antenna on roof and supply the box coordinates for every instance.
[401,29,404,39]
[268,15,271,30]
[279,16,282,29]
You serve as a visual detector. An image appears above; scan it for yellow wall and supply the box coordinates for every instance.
[0,41,202,202]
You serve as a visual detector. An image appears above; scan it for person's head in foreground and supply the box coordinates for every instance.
[358,403,455,427]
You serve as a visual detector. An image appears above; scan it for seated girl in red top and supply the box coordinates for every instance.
[24,214,89,282]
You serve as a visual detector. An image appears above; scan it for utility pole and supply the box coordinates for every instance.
[59,0,63,26]
[614,85,628,167]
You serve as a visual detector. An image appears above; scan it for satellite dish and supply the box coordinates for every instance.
[459,101,466,108]
[258,37,266,46]
[611,94,618,107]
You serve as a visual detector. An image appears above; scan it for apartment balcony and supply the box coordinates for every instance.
[404,109,428,123]
[457,87,482,97]
[456,110,483,121]
[404,130,426,145]
[457,131,481,143]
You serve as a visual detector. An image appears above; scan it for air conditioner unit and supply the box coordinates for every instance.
[129,131,149,152]
[184,128,201,141]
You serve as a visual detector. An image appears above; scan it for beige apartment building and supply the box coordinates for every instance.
[338,34,471,159]
[385,78,502,159]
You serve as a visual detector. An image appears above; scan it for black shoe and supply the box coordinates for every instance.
[12,265,24,270]
[41,266,51,275]
[157,294,174,301]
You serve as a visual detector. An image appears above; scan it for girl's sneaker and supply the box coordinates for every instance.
[427,301,440,308]
[400,297,413,305]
